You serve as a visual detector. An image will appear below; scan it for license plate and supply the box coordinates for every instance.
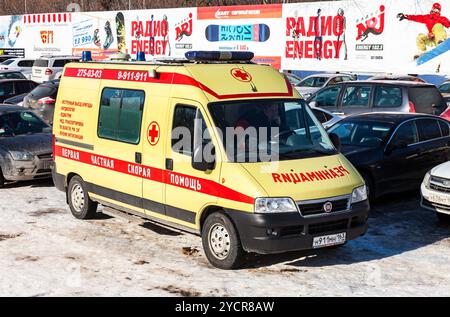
[313,232,346,249]
[428,194,450,206]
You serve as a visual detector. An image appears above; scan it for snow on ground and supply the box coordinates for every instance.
[1,179,450,297]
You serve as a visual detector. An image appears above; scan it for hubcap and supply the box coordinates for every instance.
[71,184,85,213]
[208,224,231,260]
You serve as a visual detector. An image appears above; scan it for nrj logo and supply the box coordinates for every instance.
[175,13,193,41]
[215,9,230,19]
[356,5,385,42]
[40,30,54,44]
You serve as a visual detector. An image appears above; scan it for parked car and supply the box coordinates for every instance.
[3,93,28,106]
[295,73,354,99]
[284,72,302,86]
[31,55,79,83]
[0,70,27,80]
[23,80,59,125]
[0,58,35,79]
[310,107,343,129]
[307,80,447,116]
[328,113,450,200]
[0,106,52,187]
[421,160,450,223]
[0,79,38,103]
[441,106,450,121]
[368,74,426,83]
[439,80,450,94]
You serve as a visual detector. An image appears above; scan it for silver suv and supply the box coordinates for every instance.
[307,80,447,116]
[31,55,79,83]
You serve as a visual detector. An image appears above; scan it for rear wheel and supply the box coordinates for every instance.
[202,212,245,270]
[436,212,450,224]
[68,176,97,219]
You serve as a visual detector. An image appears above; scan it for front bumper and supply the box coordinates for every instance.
[421,183,450,215]
[224,200,369,254]
[2,156,52,181]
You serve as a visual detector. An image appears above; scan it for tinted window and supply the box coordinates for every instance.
[374,86,402,108]
[409,87,444,114]
[0,72,26,80]
[28,85,57,98]
[329,120,392,148]
[299,76,328,88]
[33,59,49,67]
[418,119,442,141]
[312,109,332,123]
[440,83,450,93]
[16,81,34,94]
[98,88,144,144]
[0,111,48,136]
[0,82,14,96]
[18,60,34,67]
[342,85,372,107]
[391,121,420,147]
[1,59,15,65]
[439,120,450,136]
[312,86,342,108]
[172,105,207,156]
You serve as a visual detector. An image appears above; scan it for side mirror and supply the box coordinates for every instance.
[329,132,341,152]
[192,142,216,172]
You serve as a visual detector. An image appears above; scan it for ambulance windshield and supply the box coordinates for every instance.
[208,99,336,162]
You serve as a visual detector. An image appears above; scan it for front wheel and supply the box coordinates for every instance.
[436,212,450,224]
[202,212,245,270]
[68,176,98,219]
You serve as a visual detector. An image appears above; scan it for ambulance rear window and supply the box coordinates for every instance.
[97,88,145,144]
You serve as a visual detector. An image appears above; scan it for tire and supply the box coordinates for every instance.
[436,212,450,224]
[68,176,97,219]
[0,168,4,188]
[201,212,246,270]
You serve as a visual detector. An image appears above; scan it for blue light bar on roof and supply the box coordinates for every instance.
[185,51,254,62]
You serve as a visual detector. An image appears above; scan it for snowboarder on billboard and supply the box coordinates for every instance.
[397,2,450,59]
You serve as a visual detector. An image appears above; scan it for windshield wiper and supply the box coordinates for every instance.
[283,148,335,156]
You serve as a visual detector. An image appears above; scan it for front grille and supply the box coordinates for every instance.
[36,169,51,174]
[430,183,450,194]
[279,226,304,237]
[299,198,349,216]
[308,219,348,235]
[423,198,450,212]
[38,153,52,159]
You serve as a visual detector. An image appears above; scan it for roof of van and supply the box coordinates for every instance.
[63,61,298,102]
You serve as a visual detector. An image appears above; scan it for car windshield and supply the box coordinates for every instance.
[1,59,15,65]
[0,72,25,79]
[208,99,336,162]
[329,119,393,148]
[298,76,328,88]
[0,111,49,137]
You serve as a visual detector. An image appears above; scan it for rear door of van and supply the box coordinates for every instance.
[408,85,447,115]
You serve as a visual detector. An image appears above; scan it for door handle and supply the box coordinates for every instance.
[166,158,173,171]
[135,152,142,164]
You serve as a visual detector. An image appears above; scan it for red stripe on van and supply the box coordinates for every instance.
[54,145,254,205]
[63,67,294,100]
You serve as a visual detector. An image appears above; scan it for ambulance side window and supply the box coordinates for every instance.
[171,105,205,156]
[98,88,145,144]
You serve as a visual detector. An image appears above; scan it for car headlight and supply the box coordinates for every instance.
[255,198,298,213]
[351,185,367,204]
[10,151,34,161]
[423,171,431,189]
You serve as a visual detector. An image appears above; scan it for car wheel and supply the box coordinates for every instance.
[436,212,450,224]
[68,176,97,219]
[0,168,4,188]
[202,212,245,270]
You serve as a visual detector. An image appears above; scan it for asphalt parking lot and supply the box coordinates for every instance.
[1,179,450,297]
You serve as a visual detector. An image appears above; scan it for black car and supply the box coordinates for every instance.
[23,80,59,125]
[0,106,52,187]
[0,79,38,103]
[328,113,450,199]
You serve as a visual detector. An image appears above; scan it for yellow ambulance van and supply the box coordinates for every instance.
[52,51,369,269]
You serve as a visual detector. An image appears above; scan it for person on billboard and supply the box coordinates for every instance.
[397,2,450,59]
[314,9,323,60]
[336,8,347,60]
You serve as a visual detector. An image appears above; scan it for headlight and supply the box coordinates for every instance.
[255,198,298,213]
[423,171,431,189]
[351,185,367,204]
[10,151,34,161]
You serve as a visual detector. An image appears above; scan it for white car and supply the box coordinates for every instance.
[421,161,450,223]
[0,58,35,79]
[31,56,79,83]
[295,73,355,99]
